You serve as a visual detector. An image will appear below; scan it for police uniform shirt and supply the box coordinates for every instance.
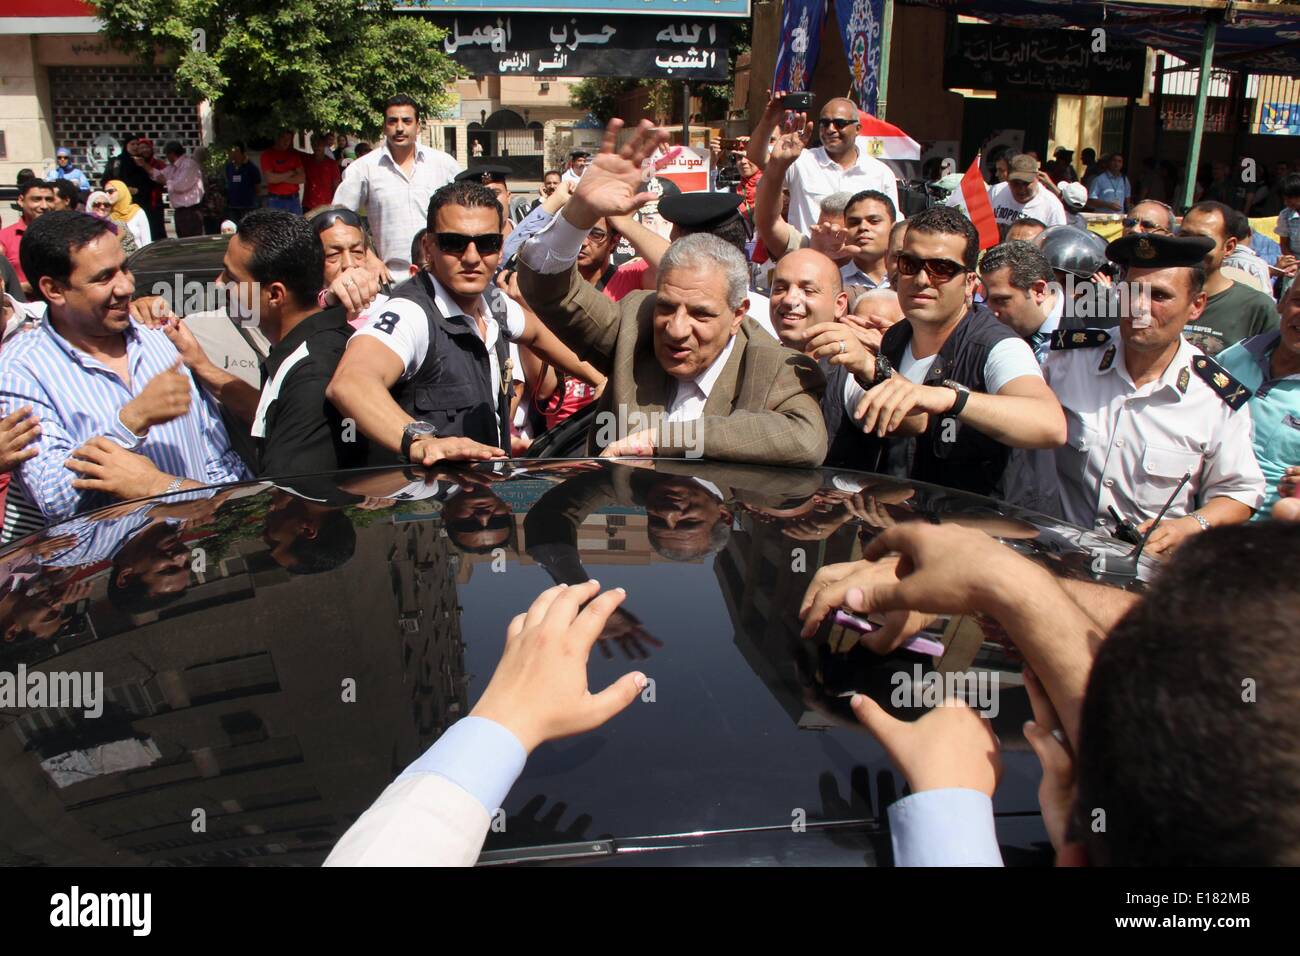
[352,275,526,446]
[1043,329,1265,532]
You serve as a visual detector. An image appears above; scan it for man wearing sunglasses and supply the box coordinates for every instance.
[842,206,1066,500]
[1121,199,1175,238]
[748,92,900,236]
[328,180,602,466]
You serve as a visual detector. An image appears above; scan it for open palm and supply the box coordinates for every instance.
[570,120,670,222]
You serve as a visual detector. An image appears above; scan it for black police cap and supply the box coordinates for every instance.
[1106,233,1214,268]
[455,164,511,185]
[658,190,743,231]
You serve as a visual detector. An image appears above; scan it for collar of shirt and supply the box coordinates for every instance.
[426,272,489,325]
[1038,290,1064,337]
[378,142,427,176]
[1099,331,1196,395]
[692,477,725,502]
[840,261,885,289]
[678,331,738,405]
[264,306,349,379]
[811,144,864,173]
[41,317,145,381]
[1241,329,1298,381]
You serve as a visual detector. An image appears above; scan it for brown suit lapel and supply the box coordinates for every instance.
[701,326,746,417]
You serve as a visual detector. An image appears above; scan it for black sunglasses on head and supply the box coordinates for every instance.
[818,117,858,131]
[896,252,968,283]
[446,514,512,534]
[310,207,365,234]
[434,232,503,255]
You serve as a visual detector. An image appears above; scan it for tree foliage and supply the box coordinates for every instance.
[94,1,463,139]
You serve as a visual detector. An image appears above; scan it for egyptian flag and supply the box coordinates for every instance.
[948,154,1000,250]
[856,112,920,160]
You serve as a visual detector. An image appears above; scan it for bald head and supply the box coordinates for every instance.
[854,288,904,328]
[770,248,848,347]
[1125,200,1176,236]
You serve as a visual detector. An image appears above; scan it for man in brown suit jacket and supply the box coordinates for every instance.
[516,119,827,468]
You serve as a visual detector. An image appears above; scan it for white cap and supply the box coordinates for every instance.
[1060,181,1088,209]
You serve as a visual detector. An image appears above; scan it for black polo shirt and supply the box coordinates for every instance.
[254,306,367,477]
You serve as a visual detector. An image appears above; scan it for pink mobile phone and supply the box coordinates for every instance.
[833,610,946,657]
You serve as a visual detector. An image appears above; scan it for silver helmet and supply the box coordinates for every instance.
[1033,225,1109,280]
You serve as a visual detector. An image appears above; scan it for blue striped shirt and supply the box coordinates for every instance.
[0,319,250,523]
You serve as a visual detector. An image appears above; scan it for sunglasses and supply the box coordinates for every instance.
[92,202,112,210]
[310,207,365,233]
[434,232,503,255]
[818,117,858,131]
[585,228,611,243]
[446,514,512,534]
[896,252,968,283]
[1123,218,1170,234]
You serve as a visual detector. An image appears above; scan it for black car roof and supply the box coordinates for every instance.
[0,460,1145,865]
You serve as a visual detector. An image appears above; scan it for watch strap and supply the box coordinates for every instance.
[943,379,970,417]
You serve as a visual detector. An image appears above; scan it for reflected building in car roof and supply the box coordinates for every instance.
[0,516,468,866]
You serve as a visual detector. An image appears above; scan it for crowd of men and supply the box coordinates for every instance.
[0,88,1297,867]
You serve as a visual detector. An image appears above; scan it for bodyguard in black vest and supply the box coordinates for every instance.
[327,180,604,466]
[838,206,1067,498]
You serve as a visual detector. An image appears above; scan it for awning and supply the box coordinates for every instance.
[901,0,1300,76]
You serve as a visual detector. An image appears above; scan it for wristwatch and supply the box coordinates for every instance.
[941,379,971,417]
[401,421,438,462]
[874,353,894,385]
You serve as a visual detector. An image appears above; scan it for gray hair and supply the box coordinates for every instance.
[818,191,856,217]
[979,240,1054,290]
[659,232,750,310]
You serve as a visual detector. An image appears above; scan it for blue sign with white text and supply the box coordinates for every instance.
[395,0,750,16]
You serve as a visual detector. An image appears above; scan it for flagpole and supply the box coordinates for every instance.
[877,0,895,120]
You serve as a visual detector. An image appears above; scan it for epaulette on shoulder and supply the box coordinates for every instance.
[1049,328,1112,350]
[1191,355,1250,410]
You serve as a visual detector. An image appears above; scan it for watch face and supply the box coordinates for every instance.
[407,422,437,438]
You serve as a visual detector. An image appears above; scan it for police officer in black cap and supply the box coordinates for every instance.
[612,189,779,339]
[455,165,516,235]
[1043,232,1265,552]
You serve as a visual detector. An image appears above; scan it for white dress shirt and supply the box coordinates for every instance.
[666,333,737,422]
[332,142,462,273]
[1043,330,1265,531]
[784,139,902,234]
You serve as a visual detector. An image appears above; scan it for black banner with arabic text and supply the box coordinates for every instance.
[430,14,731,80]
[944,22,1145,97]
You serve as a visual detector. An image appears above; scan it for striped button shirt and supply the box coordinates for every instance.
[0,318,250,524]
[332,142,462,273]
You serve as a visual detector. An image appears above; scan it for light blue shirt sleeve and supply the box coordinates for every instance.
[502,203,556,265]
[887,788,1004,867]
[399,716,527,816]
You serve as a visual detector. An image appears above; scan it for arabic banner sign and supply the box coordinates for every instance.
[944,23,1145,98]
[833,0,884,115]
[431,14,731,79]
[771,0,827,94]
[398,0,750,16]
